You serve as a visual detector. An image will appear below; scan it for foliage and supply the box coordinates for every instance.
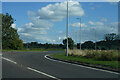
[0,14,2,50]
[76,33,120,50]
[63,37,74,49]
[104,33,117,49]
[80,41,94,49]
[23,42,64,49]
[2,13,23,50]
[104,33,116,41]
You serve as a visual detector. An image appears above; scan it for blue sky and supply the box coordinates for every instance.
[2,2,118,44]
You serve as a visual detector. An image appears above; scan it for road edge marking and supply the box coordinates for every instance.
[2,57,17,64]
[45,55,119,75]
[27,67,61,80]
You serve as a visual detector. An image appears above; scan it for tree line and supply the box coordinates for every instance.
[23,42,63,49]
[78,33,120,50]
[66,33,120,50]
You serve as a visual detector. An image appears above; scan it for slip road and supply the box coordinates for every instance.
[2,51,119,80]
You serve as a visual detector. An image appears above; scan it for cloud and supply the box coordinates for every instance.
[105,0,120,2]
[70,22,87,27]
[88,21,104,26]
[69,21,118,43]
[18,20,54,43]
[11,24,16,29]
[28,1,84,21]
[109,2,118,5]
[100,17,107,22]
[57,31,64,34]
[18,1,85,43]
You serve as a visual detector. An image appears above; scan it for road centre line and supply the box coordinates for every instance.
[27,67,61,80]
[2,57,17,64]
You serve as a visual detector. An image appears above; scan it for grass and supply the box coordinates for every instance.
[51,52,119,69]
[68,49,119,61]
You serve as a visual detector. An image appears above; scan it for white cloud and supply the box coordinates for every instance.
[105,0,119,2]
[70,23,87,27]
[11,24,16,29]
[100,17,107,22]
[109,2,118,5]
[69,21,118,43]
[58,37,61,40]
[18,20,54,43]
[28,1,84,21]
[57,31,64,34]
[18,1,85,43]
[88,21,104,26]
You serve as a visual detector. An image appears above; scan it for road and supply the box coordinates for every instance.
[2,51,119,80]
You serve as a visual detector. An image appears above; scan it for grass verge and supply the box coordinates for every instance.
[51,53,119,70]
[2,48,64,52]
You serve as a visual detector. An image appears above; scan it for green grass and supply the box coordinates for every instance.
[51,53,119,69]
[2,48,64,52]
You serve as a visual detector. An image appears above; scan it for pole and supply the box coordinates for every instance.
[95,28,97,50]
[76,18,82,50]
[80,18,81,50]
[66,1,68,56]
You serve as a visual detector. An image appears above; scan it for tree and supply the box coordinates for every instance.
[104,33,116,41]
[63,37,74,49]
[45,43,49,49]
[2,13,23,50]
[0,14,2,50]
[104,33,116,49]
[81,41,94,50]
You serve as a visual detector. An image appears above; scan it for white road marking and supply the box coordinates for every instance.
[2,57,61,80]
[27,67,61,80]
[2,57,17,64]
[45,55,119,75]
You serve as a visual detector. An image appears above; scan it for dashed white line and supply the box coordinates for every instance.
[27,67,61,80]
[2,57,61,80]
[45,55,119,75]
[2,57,17,64]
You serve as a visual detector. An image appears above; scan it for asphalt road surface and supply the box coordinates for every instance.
[2,51,119,80]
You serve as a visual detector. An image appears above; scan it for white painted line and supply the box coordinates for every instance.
[45,55,119,75]
[27,67,61,80]
[2,57,17,64]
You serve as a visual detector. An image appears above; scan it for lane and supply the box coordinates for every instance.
[2,59,50,78]
[2,51,119,79]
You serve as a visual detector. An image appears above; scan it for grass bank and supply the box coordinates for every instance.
[51,52,119,70]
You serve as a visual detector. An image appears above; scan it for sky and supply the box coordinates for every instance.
[2,1,118,44]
